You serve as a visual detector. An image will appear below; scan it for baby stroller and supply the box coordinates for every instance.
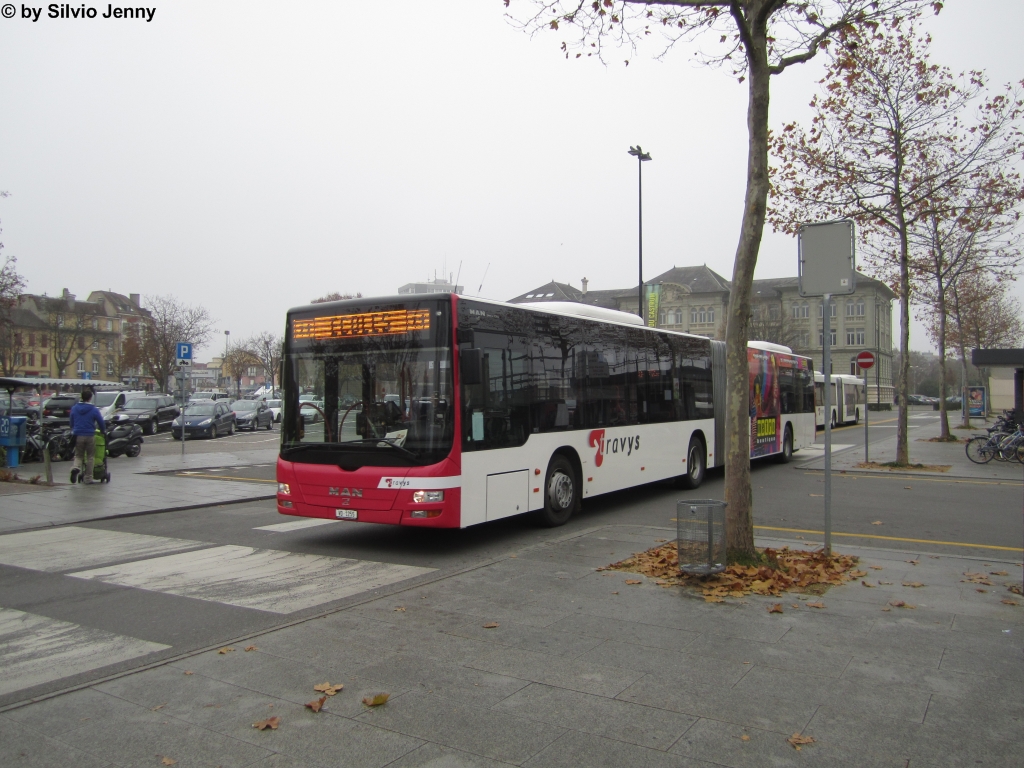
[77,428,111,483]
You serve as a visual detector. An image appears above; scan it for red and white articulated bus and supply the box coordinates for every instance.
[276,294,816,529]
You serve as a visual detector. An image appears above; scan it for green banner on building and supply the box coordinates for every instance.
[644,284,661,327]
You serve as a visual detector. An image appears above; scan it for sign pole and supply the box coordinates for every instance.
[864,365,869,464]
[822,294,832,556]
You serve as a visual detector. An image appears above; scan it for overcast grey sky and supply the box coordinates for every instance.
[1,1,1021,361]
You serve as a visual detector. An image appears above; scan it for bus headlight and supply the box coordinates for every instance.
[278,482,291,495]
[412,490,444,503]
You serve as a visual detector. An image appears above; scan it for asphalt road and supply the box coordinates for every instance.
[1,408,1020,708]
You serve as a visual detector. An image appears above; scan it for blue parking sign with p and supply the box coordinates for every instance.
[176,342,192,365]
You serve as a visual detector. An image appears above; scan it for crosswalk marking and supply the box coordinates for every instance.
[69,545,435,614]
[254,519,340,533]
[0,527,206,573]
[0,607,168,696]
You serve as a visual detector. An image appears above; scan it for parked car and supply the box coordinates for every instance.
[110,395,180,435]
[266,399,283,423]
[230,399,274,431]
[41,394,81,426]
[171,401,236,439]
[191,391,233,402]
[298,394,322,423]
[0,392,42,421]
[93,390,146,421]
[906,394,928,406]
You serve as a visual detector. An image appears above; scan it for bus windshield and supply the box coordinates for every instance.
[282,300,454,467]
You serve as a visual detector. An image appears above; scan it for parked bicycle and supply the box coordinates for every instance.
[966,423,1024,464]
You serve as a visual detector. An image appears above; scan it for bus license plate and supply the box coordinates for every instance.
[335,509,358,520]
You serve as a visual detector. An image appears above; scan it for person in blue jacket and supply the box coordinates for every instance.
[69,388,106,485]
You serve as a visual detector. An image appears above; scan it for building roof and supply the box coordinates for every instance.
[647,265,732,293]
[87,291,152,318]
[6,308,49,330]
[509,281,584,303]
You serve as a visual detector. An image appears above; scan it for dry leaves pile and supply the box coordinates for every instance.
[598,542,859,602]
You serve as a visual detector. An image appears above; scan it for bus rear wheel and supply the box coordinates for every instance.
[535,455,578,527]
[677,437,706,489]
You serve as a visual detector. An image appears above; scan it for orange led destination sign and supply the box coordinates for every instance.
[292,309,431,340]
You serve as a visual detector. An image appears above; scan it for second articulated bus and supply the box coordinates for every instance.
[814,372,866,429]
[276,294,816,529]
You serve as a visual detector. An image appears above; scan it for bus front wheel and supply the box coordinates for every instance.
[535,455,578,527]
[678,437,706,490]
[775,426,793,464]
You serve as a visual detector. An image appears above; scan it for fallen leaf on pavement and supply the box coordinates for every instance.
[1008,584,1023,595]
[990,571,1008,576]
[881,606,891,612]
[870,521,883,525]
[183,671,193,676]
[768,604,783,614]
[806,602,826,609]
[704,595,724,603]
[483,622,500,629]
[788,733,815,749]
[903,582,925,588]
[305,696,327,713]
[244,646,257,652]
[1002,600,1020,606]
[889,600,905,607]
[977,589,988,593]
[741,734,750,741]
[809,493,823,497]
[869,566,884,570]
[313,682,343,696]
[850,570,868,578]
[904,486,912,490]
[906,560,919,565]
[252,716,280,731]
[879,581,893,585]
[791,604,800,609]
[625,579,642,585]
[218,647,234,655]
[161,758,177,766]
[362,693,390,707]
[394,607,406,612]
[861,581,876,588]
[655,538,667,542]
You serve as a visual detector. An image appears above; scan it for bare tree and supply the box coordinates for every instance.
[221,347,261,399]
[243,331,283,389]
[139,296,215,392]
[39,297,95,378]
[506,0,934,555]
[0,254,26,377]
[770,24,1022,464]
[311,291,362,304]
[748,301,802,348]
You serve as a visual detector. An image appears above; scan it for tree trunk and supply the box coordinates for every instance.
[893,164,911,465]
[936,280,950,439]
[724,17,771,557]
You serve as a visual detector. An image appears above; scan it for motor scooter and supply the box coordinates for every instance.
[105,422,144,458]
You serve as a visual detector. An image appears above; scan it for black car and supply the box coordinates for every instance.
[41,394,81,426]
[111,396,180,435]
[230,399,274,431]
[171,400,236,439]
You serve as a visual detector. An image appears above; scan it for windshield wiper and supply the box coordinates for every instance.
[341,438,419,461]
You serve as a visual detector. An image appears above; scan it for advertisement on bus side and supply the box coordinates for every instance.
[748,348,811,458]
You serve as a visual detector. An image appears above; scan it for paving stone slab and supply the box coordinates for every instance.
[681,632,853,679]
[522,729,713,768]
[466,646,643,698]
[441,593,569,629]
[577,640,751,689]
[2,686,145,736]
[383,741,520,768]
[937,644,1024,681]
[492,682,698,751]
[732,664,931,724]
[547,612,700,653]
[212,707,424,768]
[448,617,605,659]
[355,689,565,765]
[0,716,115,768]
[616,673,819,734]
[668,716,907,768]
[251,620,403,673]
[354,653,529,707]
[805,703,1021,768]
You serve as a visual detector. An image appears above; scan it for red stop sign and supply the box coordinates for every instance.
[856,350,875,370]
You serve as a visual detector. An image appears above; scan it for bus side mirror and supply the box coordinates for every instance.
[460,348,482,386]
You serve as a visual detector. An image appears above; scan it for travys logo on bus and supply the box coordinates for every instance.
[588,429,641,468]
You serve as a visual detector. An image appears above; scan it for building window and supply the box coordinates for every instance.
[856,328,865,345]
[819,330,837,346]
[57,315,64,327]
[92,340,99,349]
[107,319,113,331]
[41,354,47,366]
[41,334,48,347]
[92,318,99,330]
[92,359,100,373]
[28,333,34,346]
[107,359,115,375]
[792,302,809,319]
[77,359,85,373]
[819,302,837,318]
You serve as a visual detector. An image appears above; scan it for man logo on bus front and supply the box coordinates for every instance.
[588,429,641,468]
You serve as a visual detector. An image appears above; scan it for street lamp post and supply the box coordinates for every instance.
[223,330,230,389]
[628,145,652,321]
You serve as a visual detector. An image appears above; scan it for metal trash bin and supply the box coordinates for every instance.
[676,499,727,576]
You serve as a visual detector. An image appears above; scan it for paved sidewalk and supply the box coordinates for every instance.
[798,413,1024,482]
[0,448,278,534]
[1,525,1020,767]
